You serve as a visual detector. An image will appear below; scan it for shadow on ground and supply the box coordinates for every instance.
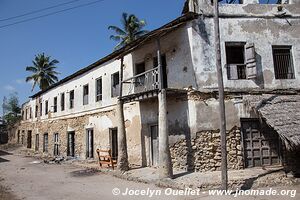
[70,168,100,177]
[240,169,283,190]
[0,150,12,163]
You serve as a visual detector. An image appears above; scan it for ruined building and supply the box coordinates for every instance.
[15,0,300,175]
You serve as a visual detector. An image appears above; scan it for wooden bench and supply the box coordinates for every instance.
[96,149,117,170]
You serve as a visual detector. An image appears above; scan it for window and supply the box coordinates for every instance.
[35,105,38,118]
[111,72,120,97]
[226,42,257,80]
[45,101,48,115]
[40,102,42,116]
[69,90,74,109]
[29,107,32,119]
[43,133,48,153]
[272,46,294,79]
[226,43,246,80]
[95,78,102,102]
[53,97,57,113]
[61,93,65,111]
[83,84,89,105]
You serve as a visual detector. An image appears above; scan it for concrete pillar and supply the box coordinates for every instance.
[158,89,173,179]
[116,99,129,171]
[242,0,259,4]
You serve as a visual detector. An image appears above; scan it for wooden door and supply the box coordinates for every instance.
[242,119,281,168]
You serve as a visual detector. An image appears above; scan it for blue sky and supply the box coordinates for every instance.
[0,0,185,114]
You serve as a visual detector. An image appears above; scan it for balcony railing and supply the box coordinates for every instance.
[123,67,159,96]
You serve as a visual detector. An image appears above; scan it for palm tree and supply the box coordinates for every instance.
[26,53,60,91]
[108,13,149,50]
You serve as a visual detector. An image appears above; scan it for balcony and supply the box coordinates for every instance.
[122,67,159,102]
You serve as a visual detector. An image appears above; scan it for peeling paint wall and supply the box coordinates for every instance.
[189,3,300,91]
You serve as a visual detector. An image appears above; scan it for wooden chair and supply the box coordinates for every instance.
[96,149,117,170]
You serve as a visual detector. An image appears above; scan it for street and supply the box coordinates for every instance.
[0,148,299,200]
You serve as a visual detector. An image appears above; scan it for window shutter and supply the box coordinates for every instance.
[228,64,238,80]
[245,43,257,79]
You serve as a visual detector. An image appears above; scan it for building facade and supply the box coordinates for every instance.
[15,1,300,173]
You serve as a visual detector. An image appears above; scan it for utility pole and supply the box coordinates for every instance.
[213,0,228,190]
[117,57,129,171]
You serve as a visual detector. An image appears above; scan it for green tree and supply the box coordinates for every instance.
[108,13,149,50]
[26,53,60,91]
[3,93,21,126]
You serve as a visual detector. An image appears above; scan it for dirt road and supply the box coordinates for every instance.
[0,148,299,200]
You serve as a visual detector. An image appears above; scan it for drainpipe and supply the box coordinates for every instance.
[117,57,129,171]
[157,38,173,179]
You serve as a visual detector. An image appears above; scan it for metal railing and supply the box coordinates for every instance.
[123,67,159,96]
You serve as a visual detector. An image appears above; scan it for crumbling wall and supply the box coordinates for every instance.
[170,127,244,172]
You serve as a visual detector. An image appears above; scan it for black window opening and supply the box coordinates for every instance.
[109,128,118,160]
[43,133,48,153]
[153,54,168,88]
[29,108,32,119]
[83,84,89,105]
[54,133,59,156]
[27,131,32,148]
[53,97,57,113]
[86,129,94,159]
[67,132,75,157]
[61,93,65,111]
[17,130,20,143]
[69,90,74,109]
[39,102,42,116]
[273,46,295,79]
[111,72,120,97]
[35,105,38,118]
[226,43,247,80]
[45,101,48,115]
[96,78,102,102]
[135,62,146,87]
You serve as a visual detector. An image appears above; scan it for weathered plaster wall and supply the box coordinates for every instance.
[131,25,197,91]
[16,102,142,165]
[189,3,300,92]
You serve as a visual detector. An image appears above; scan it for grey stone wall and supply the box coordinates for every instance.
[170,127,244,172]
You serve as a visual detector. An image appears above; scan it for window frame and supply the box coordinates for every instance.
[272,45,295,80]
[69,90,74,109]
[95,77,102,102]
[83,84,89,105]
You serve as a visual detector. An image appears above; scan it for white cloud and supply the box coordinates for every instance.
[16,79,25,84]
[4,85,16,91]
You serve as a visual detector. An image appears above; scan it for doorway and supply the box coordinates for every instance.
[54,133,59,156]
[35,134,39,151]
[86,129,94,159]
[43,133,48,153]
[109,128,118,160]
[27,130,32,149]
[150,124,159,166]
[67,131,75,157]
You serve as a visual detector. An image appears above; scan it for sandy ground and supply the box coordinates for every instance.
[0,147,299,200]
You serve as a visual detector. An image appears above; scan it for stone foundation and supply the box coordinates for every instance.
[170,127,244,172]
